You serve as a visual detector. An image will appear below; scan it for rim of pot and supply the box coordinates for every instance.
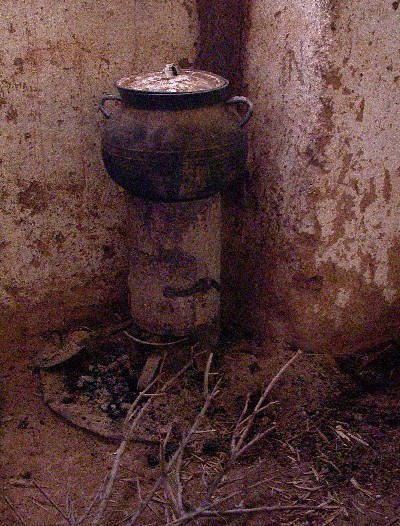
[114,69,230,97]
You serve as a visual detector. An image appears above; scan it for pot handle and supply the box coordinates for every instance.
[225,96,253,127]
[99,94,122,118]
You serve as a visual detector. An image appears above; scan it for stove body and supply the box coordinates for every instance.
[100,65,252,344]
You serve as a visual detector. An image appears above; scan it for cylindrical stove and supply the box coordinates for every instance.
[100,64,253,344]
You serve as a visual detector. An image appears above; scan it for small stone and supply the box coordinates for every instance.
[97,387,111,403]
[100,403,109,412]
[147,454,159,468]
[76,376,94,388]
[82,375,95,383]
[60,396,74,404]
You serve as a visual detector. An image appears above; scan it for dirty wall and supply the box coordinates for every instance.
[223,0,400,353]
[0,0,198,341]
[1,0,399,355]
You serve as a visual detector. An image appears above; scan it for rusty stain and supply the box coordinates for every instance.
[54,232,65,244]
[17,181,49,215]
[321,99,334,132]
[356,97,365,122]
[182,0,194,20]
[13,57,24,74]
[324,67,342,90]
[360,179,377,213]
[32,238,51,257]
[102,245,116,260]
[306,92,334,171]
[31,257,41,269]
[306,136,330,170]
[293,274,324,292]
[22,48,38,68]
[6,104,18,122]
[339,152,353,182]
[383,169,392,203]
[3,284,24,297]
[329,194,356,244]
[50,57,61,67]
[21,41,90,71]
[99,56,110,67]
[388,238,400,285]
[0,240,10,252]
[287,49,305,85]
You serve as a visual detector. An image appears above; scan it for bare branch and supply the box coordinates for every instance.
[4,497,29,526]
[203,352,213,398]
[32,481,71,523]
[235,424,277,458]
[125,380,221,526]
[163,502,341,526]
[234,350,301,455]
[76,479,107,525]
[91,359,194,526]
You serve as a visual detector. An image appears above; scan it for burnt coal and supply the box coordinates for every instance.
[62,335,144,421]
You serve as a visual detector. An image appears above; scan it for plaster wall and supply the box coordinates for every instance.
[2,0,399,354]
[0,0,198,340]
[224,0,400,352]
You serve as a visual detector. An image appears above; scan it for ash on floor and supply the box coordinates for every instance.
[61,335,145,420]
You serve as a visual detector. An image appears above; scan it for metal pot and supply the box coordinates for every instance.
[99,64,253,202]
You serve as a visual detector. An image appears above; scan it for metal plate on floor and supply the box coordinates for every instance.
[39,368,159,443]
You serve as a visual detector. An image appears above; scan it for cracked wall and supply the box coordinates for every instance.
[0,0,198,341]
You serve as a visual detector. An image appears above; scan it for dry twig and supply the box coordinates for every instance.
[92,360,193,526]
[10,349,305,526]
[148,350,303,526]
[4,496,29,526]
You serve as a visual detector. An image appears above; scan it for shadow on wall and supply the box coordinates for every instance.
[194,0,249,95]
[194,0,255,336]
[195,0,400,355]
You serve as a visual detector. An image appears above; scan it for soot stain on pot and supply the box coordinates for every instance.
[101,83,248,202]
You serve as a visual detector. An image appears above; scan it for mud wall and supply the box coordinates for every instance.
[0,0,198,341]
[2,0,399,354]
[223,0,400,353]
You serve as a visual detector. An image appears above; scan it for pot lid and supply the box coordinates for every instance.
[116,64,229,94]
